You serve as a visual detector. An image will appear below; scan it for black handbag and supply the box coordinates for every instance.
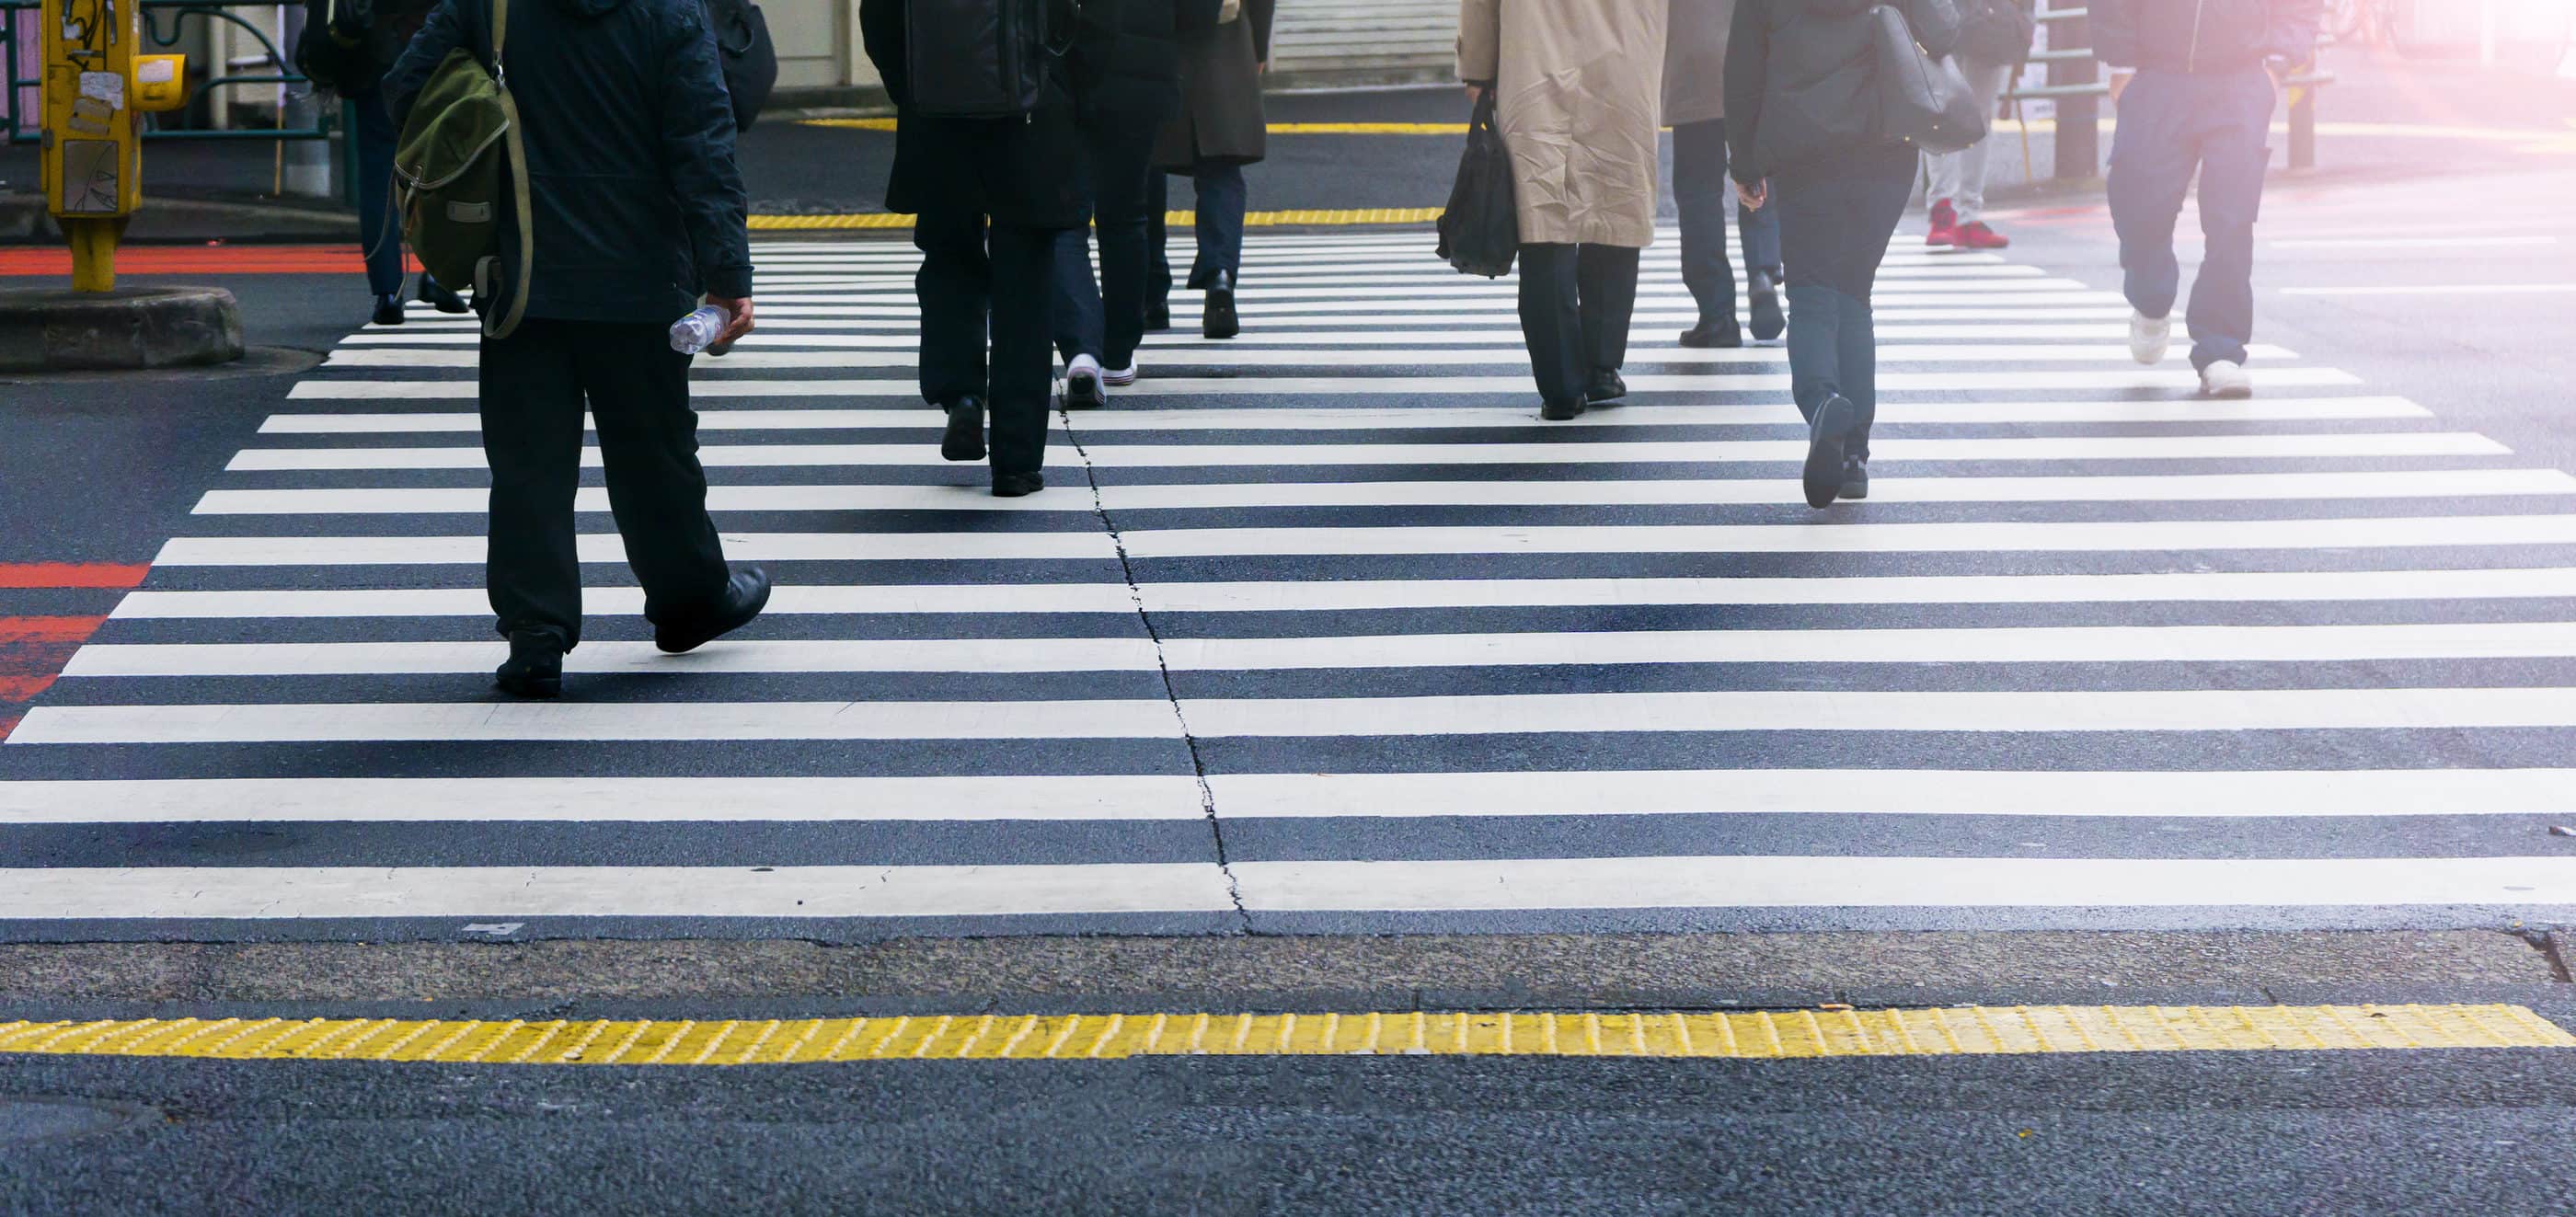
[1870,3,1988,155]
[1435,93,1518,279]
[702,0,778,131]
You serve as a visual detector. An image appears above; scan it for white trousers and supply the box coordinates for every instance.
[1924,56,2016,222]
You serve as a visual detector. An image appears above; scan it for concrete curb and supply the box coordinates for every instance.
[0,286,246,372]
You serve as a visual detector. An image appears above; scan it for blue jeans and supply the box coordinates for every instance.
[1670,118,1781,323]
[1146,161,1248,294]
[1052,112,1162,368]
[2108,67,2274,371]
[351,89,407,297]
[1775,140,1916,462]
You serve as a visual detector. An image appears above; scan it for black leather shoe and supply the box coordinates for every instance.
[1540,396,1586,421]
[418,275,470,315]
[940,396,986,462]
[1748,270,1786,341]
[1839,456,1869,501]
[1678,316,1742,348]
[655,567,772,655]
[494,630,564,699]
[1586,371,1628,404]
[1144,303,1172,331]
[372,294,406,327]
[1803,395,1857,510]
[1201,270,1239,339]
[993,471,1045,498]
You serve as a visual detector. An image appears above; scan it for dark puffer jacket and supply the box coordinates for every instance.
[1723,0,1962,184]
[2092,0,2321,75]
[857,0,1097,228]
[385,0,752,323]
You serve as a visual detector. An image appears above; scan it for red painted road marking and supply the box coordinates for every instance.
[0,247,424,277]
[0,562,151,590]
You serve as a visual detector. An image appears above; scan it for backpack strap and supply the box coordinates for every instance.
[483,0,535,339]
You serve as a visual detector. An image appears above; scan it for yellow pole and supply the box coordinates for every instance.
[65,218,121,293]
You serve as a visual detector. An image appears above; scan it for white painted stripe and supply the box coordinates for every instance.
[190,469,2576,517]
[1206,768,2576,819]
[2271,235,2559,250]
[2282,283,2576,297]
[20,686,2576,744]
[0,775,1210,824]
[74,622,2576,678]
[755,266,2051,289]
[324,342,2253,371]
[104,567,2576,621]
[0,865,1236,919]
[1229,855,2576,912]
[152,531,1118,566]
[253,396,2434,434]
[283,368,2367,399]
[231,431,2468,473]
[673,290,2141,310]
[341,322,2150,347]
[756,279,2102,302]
[1114,514,2576,559]
[370,304,2145,329]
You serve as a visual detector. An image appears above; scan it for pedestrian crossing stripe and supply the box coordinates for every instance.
[12,227,2576,936]
[2,1005,2568,1063]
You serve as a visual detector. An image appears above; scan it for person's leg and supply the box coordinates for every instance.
[913,207,992,406]
[478,320,587,648]
[1090,121,1158,372]
[1516,243,1585,412]
[351,91,406,301]
[2106,71,2198,326]
[1186,162,1248,288]
[573,323,732,631]
[1577,243,1642,381]
[1836,143,1923,460]
[2185,68,2273,372]
[1950,58,2013,224]
[1051,227,1104,365]
[1670,119,1737,328]
[986,223,1062,481]
[1922,69,1969,224]
[1144,171,1172,325]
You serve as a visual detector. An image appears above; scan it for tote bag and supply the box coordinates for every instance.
[1434,93,1518,279]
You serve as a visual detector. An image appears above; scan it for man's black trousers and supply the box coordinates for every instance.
[914,208,1060,476]
[480,318,731,649]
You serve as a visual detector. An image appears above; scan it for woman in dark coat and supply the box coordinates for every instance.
[859,0,1095,497]
[1146,0,1274,339]
[1727,0,1961,508]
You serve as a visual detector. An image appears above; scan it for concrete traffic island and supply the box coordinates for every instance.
[0,286,245,373]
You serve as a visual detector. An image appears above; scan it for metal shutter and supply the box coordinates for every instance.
[1271,0,1459,78]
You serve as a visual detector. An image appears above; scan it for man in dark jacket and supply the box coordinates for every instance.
[385,0,769,698]
[1053,0,1216,402]
[860,0,1097,496]
[2096,0,2321,398]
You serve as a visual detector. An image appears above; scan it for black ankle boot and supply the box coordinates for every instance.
[1840,456,1869,500]
[1803,395,1857,510]
[992,470,1045,498]
[494,630,565,698]
[372,294,406,327]
[1678,316,1742,348]
[940,396,986,462]
[654,567,772,655]
[1586,371,1628,404]
[1201,270,1239,339]
[1748,270,1786,341]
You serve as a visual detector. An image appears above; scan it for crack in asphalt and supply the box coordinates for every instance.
[1060,407,1253,931]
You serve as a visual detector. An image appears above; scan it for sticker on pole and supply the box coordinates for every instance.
[58,141,121,213]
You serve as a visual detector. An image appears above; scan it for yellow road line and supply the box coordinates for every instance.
[749,207,1442,232]
[0,1005,2564,1065]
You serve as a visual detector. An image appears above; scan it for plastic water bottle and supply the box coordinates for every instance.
[670,304,731,355]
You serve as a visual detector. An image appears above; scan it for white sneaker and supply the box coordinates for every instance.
[2129,311,2172,365]
[1063,354,1107,408]
[2198,359,2254,399]
[1102,362,1139,387]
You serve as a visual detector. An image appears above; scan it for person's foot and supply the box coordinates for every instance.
[1144,304,1172,332]
[2199,359,2254,399]
[418,275,470,315]
[2129,311,2172,365]
[492,630,564,699]
[940,396,986,462]
[654,567,772,655]
[1839,456,1869,501]
[993,471,1045,498]
[372,294,406,327]
[1952,220,2009,250]
[1678,316,1743,349]
[1747,270,1786,342]
[1103,361,1139,387]
[1201,270,1239,339]
[1802,394,1857,510]
[1586,371,1628,404]
[1540,396,1586,421]
[1063,354,1107,408]
[1925,198,1961,248]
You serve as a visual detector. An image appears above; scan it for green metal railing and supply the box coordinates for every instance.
[2,0,329,144]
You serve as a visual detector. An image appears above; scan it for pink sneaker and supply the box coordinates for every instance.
[1953,220,2011,250]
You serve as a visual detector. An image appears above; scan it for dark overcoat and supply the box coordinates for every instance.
[1154,0,1274,169]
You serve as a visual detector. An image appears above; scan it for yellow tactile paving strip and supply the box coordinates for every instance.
[0,1005,2566,1066]
[749,207,1442,232]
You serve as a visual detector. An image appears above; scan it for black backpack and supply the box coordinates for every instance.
[903,0,1075,118]
[701,0,777,131]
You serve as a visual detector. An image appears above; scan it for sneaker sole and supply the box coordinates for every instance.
[1064,373,1107,409]
[1802,398,1854,510]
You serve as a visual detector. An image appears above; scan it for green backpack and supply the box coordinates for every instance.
[393,0,533,338]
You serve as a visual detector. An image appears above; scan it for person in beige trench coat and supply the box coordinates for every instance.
[1458,0,1669,419]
